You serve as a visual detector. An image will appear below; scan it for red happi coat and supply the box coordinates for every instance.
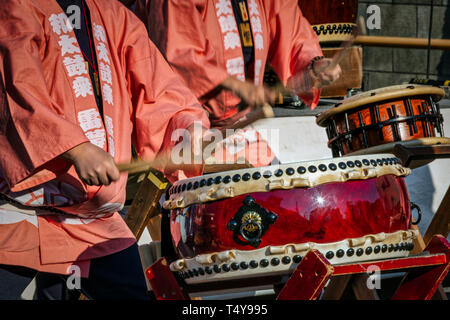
[0,0,209,276]
[135,0,323,166]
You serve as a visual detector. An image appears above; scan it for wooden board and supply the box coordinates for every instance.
[125,169,168,239]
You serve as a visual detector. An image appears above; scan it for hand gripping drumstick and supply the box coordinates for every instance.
[115,103,274,174]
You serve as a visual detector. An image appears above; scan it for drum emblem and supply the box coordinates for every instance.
[227,195,278,248]
[241,212,262,232]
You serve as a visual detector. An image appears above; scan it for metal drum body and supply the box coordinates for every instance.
[164,154,417,284]
[316,85,447,157]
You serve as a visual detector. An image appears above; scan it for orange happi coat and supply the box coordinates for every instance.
[135,0,323,128]
[0,0,209,276]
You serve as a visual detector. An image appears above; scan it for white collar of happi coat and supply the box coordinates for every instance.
[45,0,116,158]
[213,0,267,85]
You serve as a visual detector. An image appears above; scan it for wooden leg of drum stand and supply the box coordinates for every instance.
[146,257,190,300]
[321,275,352,300]
[277,250,334,300]
[393,144,450,299]
[392,235,450,300]
[423,185,450,300]
[321,274,379,300]
[351,275,379,300]
[125,170,168,240]
[147,214,162,241]
[424,185,450,245]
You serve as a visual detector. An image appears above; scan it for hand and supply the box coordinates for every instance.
[310,58,342,87]
[221,76,275,109]
[61,142,120,186]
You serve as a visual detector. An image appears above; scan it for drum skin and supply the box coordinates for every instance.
[170,175,411,259]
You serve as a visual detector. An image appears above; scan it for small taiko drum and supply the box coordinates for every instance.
[316,85,448,158]
[298,0,359,43]
[163,154,418,284]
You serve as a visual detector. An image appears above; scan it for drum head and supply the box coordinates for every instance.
[316,84,445,127]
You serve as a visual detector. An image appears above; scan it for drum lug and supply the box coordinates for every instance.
[227,195,278,248]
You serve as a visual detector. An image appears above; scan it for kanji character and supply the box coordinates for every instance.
[93,23,106,42]
[85,129,106,149]
[99,62,112,85]
[108,136,115,157]
[104,115,114,136]
[224,32,241,50]
[254,33,264,50]
[49,13,73,35]
[216,0,233,16]
[63,54,87,77]
[72,76,93,97]
[248,0,260,16]
[251,16,262,33]
[77,108,102,132]
[102,83,114,105]
[58,35,81,56]
[226,57,244,77]
[96,42,110,64]
[218,15,237,33]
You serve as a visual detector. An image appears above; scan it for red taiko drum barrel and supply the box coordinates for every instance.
[298,0,359,43]
[316,84,448,158]
[164,154,417,284]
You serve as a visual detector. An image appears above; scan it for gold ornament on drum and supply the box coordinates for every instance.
[241,211,262,233]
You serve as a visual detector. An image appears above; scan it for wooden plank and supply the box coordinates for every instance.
[277,250,334,300]
[321,275,352,300]
[423,185,450,245]
[125,169,168,239]
[393,144,450,168]
[351,274,379,300]
[147,214,162,241]
[392,235,450,300]
[333,254,446,275]
[146,258,189,300]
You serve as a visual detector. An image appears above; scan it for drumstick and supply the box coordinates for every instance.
[116,103,274,173]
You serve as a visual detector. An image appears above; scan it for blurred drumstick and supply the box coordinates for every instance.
[326,16,366,70]
[223,103,274,131]
[284,16,366,97]
[115,103,274,174]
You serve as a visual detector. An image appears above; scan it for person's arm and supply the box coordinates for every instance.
[0,1,109,191]
[123,13,210,182]
[265,0,340,109]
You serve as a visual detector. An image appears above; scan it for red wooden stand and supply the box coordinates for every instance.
[145,235,450,300]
